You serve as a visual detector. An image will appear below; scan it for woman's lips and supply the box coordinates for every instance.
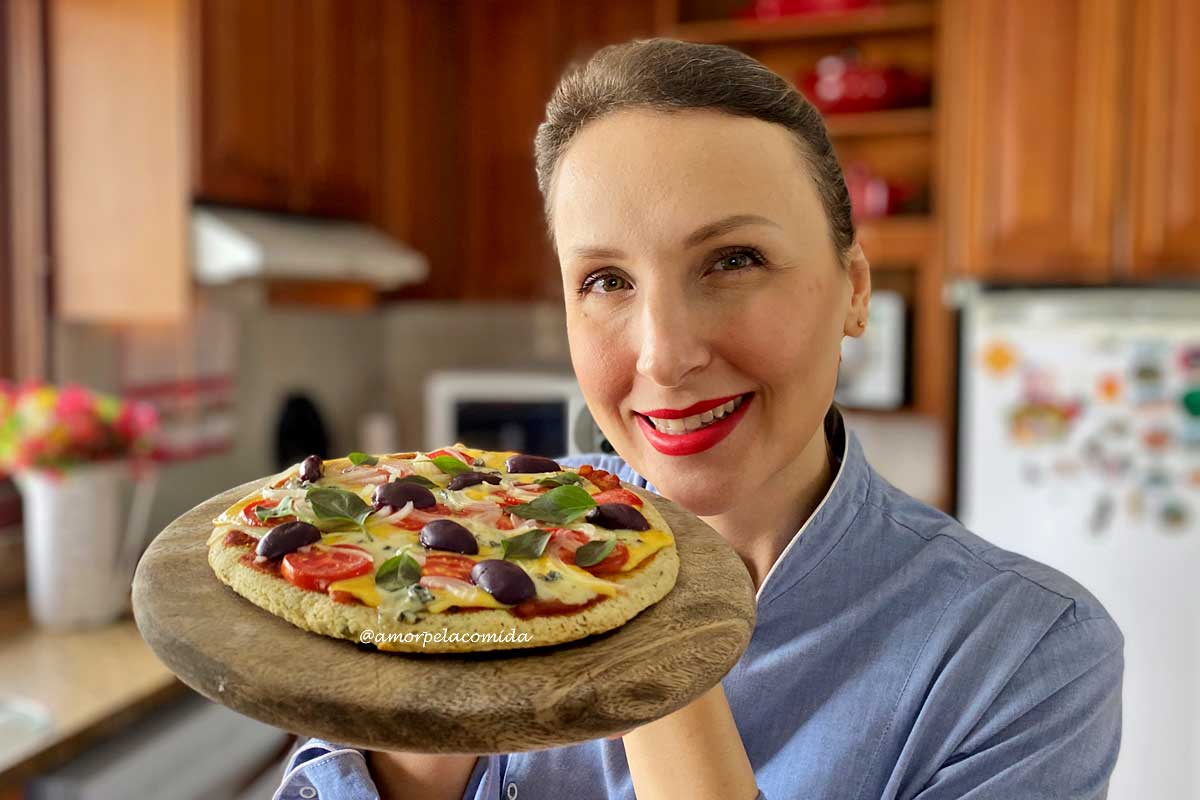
[635,393,754,456]
[637,392,745,419]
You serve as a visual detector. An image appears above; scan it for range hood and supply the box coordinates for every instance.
[191,205,428,289]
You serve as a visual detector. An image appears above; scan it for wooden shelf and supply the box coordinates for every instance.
[824,107,933,138]
[670,3,936,45]
[855,216,933,267]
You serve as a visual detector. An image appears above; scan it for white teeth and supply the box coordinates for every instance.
[647,395,746,435]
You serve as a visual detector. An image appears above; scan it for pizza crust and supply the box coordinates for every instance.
[206,481,680,653]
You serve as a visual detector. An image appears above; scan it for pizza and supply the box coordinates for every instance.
[206,445,679,653]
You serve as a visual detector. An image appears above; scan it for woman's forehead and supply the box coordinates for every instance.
[550,109,822,254]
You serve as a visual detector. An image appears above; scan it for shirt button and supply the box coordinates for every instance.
[299,787,317,799]
[506,782,519,799]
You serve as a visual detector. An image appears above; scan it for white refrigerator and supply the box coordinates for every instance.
[956,286,1200,800]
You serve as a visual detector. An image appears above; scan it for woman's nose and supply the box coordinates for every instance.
[634,293,710,388]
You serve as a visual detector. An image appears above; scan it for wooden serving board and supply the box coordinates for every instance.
[132,477,756,754]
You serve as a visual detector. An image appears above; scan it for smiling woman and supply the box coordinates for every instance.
[279,38,1124,800]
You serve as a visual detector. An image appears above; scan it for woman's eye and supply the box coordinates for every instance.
[711,246,767,273]
[578,272,630,296]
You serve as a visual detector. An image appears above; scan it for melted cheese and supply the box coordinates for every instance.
[327,573,381,607]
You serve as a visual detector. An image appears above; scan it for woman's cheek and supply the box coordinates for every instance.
[568,320,633,415]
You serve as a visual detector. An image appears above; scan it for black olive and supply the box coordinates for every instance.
[256,521,321,559]
[585,503,650,531]
[470,559,535,605]
[373,480,436,511]
[419,519,479,554]
[447,471,502,491]
[504,454,561,474]
[299,455,323,483]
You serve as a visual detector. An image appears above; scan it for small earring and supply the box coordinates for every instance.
[857,319,866,329]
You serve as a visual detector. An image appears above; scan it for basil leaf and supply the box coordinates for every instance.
[397,475,437,489]
[431,455,471,476]
[535,471,583,488]
[348,451,378,466]
[575,537,617,567]
[509,485,596,524]
[376,551,423,591]
[501,529,551,560]
[254,496,294,522]
[307,486,372,530]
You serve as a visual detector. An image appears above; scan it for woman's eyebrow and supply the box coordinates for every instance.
[569,214,780,262]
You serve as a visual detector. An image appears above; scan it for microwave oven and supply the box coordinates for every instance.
[424,370,605,458]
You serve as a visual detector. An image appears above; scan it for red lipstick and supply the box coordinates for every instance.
[635,393,754,456]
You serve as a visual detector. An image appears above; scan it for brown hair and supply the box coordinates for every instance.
[534,37,855,263]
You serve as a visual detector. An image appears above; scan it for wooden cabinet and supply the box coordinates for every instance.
[50,0,190,323]
[942,0,1124,282]
[1127,0,1200,279]
[194,0,382,219]
[943,0,1200,281]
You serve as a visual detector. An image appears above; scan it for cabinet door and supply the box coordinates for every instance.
[195,0,298,211]
[942,0,1124,282]
[1127,0,1200,278]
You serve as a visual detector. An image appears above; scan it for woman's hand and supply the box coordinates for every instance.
[620,683,759,800]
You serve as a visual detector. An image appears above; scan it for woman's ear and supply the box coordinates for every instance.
[841,242,872,338]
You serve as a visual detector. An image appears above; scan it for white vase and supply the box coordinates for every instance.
[13,460,157,629]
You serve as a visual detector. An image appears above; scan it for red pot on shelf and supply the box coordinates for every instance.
[799,54,932,114]
[735,0,881,19]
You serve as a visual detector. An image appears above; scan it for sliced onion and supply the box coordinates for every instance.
[419,575,478,601]
[379,460,414,478]
[380,501,415,524]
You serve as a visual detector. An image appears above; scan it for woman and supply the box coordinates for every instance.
[275,39,1123,800]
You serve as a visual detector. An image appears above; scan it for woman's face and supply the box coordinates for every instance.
[549,109,869,515]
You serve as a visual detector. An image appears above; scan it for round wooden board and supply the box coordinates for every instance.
[132,476,756,754]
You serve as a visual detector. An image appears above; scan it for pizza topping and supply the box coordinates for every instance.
[347,451,378,466]
[372,480,436,511]
[418,519,479,555]
[255,520,322,559]
[240,498,297,527]
[307,486,373,532]
[591,487,643,507]
[470,559,536,605]
[375,550,423,591]
[579,541,629,574]
[447,470,502,491]
[509,484,597,524]
[585,503,650,531]
[576,464,622,491]
[223,529,258,548]
[299,454,324,483]
[575,537,617,567]
[533,471,584,488]
[378,500,416,525]
[500,528,551,560]
[391,474,436,489]
[505,454,562,474]
[281,545,374,593]
[428,447,473,465]
[421,553,477,582]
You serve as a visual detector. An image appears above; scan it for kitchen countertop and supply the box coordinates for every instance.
[0,594,187,787]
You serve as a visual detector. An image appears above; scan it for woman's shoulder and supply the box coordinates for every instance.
[861,467,1119,640]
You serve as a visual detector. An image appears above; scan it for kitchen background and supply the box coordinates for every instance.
[0,0,1197,798]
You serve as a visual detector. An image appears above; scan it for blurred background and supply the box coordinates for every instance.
[0,0,1197,797]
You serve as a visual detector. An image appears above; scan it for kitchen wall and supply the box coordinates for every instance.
[53,289,573,538]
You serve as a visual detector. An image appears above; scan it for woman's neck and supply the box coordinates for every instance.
[699,425,835,592]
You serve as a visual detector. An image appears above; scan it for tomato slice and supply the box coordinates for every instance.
[591,488,643,507]
[280,547,373,593]
[422,554,477,582]
[584,542,630,575]
[428,447,473,466]
[548,529,629,574]
[577,464,621,491]
[241,498,297,528]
